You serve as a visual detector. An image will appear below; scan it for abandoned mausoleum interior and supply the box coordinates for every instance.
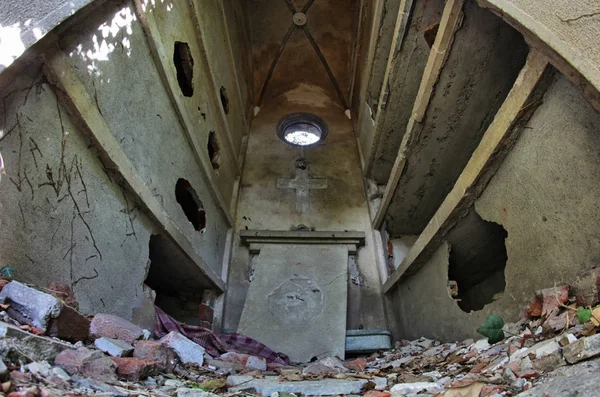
[0,0,599,395]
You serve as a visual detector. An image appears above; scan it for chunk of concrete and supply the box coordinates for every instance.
[390,382,443,396]
[562,334,600,364]
[94,337,134,357]
[517,370,600,397]
[226,375,255,387]
[90,313,144,344]
[0,281,62,331]
[159,331,205,365]
[0,321,73,364]
[228,376,370,395]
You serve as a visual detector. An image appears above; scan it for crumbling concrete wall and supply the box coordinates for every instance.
[60,0,230,277]
[0,66,154,319]
[0,0,251,318]
[389,74,600,341]
[224,89,387,332]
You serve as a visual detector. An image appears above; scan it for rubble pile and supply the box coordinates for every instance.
[0,272,598,396]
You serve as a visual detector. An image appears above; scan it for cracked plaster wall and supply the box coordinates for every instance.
[223,89,387,333]
[0,0,250,318]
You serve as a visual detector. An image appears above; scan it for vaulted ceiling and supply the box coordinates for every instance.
[247,0,358,108]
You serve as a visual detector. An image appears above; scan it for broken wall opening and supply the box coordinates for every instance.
[174,41,194,97]
[175,178,206,232]
[207,131,221,170]
[447,209,507,313]
[145,234,216,328]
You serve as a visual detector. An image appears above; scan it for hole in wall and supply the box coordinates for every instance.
[175,179,206,232]
[207,131,221,170]
[146,235,211,327]
[277,113,328,147]
[173,42,194,97]
[447,209,507,313]
[219,86,229,114]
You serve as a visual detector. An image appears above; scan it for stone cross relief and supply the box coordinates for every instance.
[277,160,327,213]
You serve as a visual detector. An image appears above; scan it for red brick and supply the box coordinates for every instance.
[90,313,144,344]
[47,282,78,309]
[343,358,367,372]
[46,305,89,342]
[55,348,117,383]
[133,340,176,373]
[363,392,391,397]
[198,305,214,323]
[111,357,159,381]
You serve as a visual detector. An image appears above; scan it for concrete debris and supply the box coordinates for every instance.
[159,331,205,365]
[562,333,600,364]
[0,279,598,397]
[94,337,134,357]
[0,282,62,331]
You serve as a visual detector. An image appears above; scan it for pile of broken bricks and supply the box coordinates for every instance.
[0,268,598,396]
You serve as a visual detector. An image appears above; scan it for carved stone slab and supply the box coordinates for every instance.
[237,244,348,362]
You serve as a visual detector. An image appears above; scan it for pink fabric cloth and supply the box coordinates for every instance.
[154,306,290,365]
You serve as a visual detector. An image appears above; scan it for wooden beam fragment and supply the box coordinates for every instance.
[412,0,465,122]
[382,50,552,293]
[44,51,226,292]
[364,0,415,176]
[371,0,465,228]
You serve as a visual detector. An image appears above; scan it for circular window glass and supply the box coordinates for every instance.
[277,113,328,147]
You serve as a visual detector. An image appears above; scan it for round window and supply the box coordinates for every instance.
[277,113,328,147]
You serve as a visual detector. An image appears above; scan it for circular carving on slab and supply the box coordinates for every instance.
[268,275,324,325]
[293,12,307,27]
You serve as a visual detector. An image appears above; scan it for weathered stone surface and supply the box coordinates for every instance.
[94,337,134,357]
[46,304,90,342]
[246,355,267,370]
[111,357,158,381]
[517,370,599,396]
[562,334,600,364]
[90,313,144,344]
[237,245,349,362]
[0,321,73,364]
[54,348,117,383]
[390,382,443,396]
[159,331,205,365]
[226,375,255,387]
[0,282,62,331]
[134,340,176,373]
[229,376,370,395]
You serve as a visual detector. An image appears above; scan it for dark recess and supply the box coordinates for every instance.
[207,131,221,170]
[447,209,508,313]
[219,86,229,114]
[174,42,194,97]
[175,178,206,231]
